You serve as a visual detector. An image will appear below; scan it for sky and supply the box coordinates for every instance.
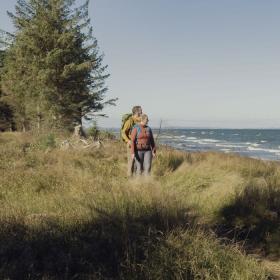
[1,0,280,128]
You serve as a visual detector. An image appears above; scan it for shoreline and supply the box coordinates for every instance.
[159,142,280,165]
[156,133,280,162]
[106,128,280,162]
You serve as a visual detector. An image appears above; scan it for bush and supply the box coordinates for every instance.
[87,125,99,140]
[87,125,116,141]
[38,133,56,149]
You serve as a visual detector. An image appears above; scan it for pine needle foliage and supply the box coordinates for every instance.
[1,0,114,131]
[0,50,15,131]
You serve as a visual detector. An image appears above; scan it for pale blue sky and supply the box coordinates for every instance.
[1,0,280,128]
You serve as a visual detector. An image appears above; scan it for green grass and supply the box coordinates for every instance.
[0,132,274,279]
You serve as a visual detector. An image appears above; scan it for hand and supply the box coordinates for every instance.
[131,154,135,160]
[127,140,132,147]
[152,152,156,158]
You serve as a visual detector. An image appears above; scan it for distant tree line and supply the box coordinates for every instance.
[0,0,115,132]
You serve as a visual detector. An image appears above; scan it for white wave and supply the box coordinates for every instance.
[233,134,239,136]
[202,139,221,143]
[247,147,263,151]
[198,141,208,145]
[216,144,245,148]
[251,143,260,147]
[184,138,221,144]
[260,140,267,143]
[266,149,280,153]
[248,147,280,153]
[220,149,231,152]
[201,132,206,135]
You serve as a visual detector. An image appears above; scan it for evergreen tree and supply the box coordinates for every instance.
[1,0,114,131]
[0,50,15,131]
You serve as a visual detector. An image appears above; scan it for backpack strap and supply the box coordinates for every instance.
[134,125,152,137]
[132,124,142,143]
[134,124,141,137]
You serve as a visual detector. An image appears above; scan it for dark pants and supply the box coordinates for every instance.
[135,150,152,176]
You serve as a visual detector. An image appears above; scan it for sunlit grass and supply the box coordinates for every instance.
[0,132,274,279]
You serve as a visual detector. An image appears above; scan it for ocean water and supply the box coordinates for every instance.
[157,129,280,161]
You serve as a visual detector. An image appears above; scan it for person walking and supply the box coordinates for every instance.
[121,106,142,177]
[130,114,156,176]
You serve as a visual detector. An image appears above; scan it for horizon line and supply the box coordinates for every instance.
[96,126,280,130]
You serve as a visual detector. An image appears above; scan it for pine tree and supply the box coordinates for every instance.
[0,50,5,89]
[0,50,15,131]
[1,0,115,131]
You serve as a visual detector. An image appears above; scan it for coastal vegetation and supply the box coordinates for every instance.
[0,1,279,279]
[1,131,280,279]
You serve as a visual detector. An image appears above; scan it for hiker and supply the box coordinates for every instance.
[130,114,156,176]
[121,106,142,176]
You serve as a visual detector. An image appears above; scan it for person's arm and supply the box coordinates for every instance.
[130,127,137,156]
[150,128,156,154]
[121,119,132,144]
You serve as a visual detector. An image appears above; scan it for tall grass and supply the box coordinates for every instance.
[0,132,272,279]
[219,175,280,257]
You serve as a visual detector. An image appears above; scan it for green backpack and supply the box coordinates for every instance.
[120,113,133,141]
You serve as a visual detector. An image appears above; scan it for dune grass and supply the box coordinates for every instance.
[0,132,275,279]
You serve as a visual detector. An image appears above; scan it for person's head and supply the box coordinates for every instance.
[140,114,149,126]
[132,106,142,117]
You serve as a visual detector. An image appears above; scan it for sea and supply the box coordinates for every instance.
[157,129,280,161]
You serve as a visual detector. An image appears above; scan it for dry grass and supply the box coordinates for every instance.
[0,132,273,279]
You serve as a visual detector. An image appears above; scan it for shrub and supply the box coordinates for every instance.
[38,133,56,149]
[87,124,99,140]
